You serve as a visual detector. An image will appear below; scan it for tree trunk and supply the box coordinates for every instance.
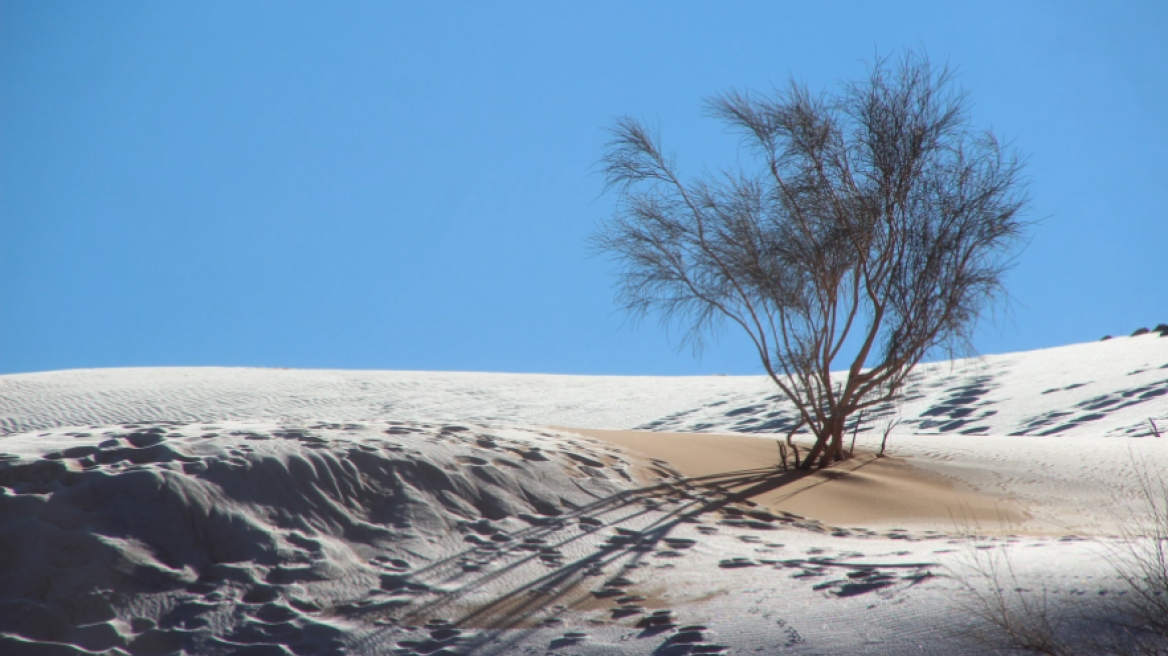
[799,433,828,470]
[798,415,854,470]
[817,418,846,468]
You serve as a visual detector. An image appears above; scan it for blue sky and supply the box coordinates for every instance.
[2,1,1165,376]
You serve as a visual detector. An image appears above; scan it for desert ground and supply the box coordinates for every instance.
[2,332,1166,655]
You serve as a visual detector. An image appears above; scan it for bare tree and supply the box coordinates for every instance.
[594,50,1028,469]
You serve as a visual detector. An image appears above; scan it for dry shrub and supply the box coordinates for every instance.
[955,465,1168,655]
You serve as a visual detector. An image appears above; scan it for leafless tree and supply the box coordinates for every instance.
[594,50,1029,469]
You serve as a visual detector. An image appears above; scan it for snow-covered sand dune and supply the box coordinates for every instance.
[1,421,643,655]
[3,334,1165,439]
[1,333,1166,655]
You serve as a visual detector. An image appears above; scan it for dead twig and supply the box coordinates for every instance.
[785,419,803,468]
[849,410,864,456]
[879,416,900,457]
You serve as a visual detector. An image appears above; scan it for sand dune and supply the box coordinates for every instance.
[3,334,1165,439]
[0,421,643,655]
[0,333,1165,655]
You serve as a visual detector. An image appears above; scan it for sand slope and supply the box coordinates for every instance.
[564,428,1033,532]
[0,421,641,655]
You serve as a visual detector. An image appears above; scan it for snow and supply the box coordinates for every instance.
[0,333,1165,655]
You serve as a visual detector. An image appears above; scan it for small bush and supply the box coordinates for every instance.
[958,466,1168,655]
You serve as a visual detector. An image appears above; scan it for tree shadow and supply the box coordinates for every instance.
[340,463,835,652]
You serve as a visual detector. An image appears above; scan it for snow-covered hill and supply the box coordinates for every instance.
[0,333,1165,656]
[3,333,1166,439]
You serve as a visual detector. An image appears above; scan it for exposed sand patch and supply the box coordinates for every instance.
[560,428,1036,535]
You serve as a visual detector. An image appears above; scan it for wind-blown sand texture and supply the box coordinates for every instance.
[560,429,1034,533]
[1,334,1166,654]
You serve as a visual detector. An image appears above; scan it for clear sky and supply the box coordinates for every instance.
[2,1,1165,376]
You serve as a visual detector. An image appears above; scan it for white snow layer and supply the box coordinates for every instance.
[0,333,1166,655]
